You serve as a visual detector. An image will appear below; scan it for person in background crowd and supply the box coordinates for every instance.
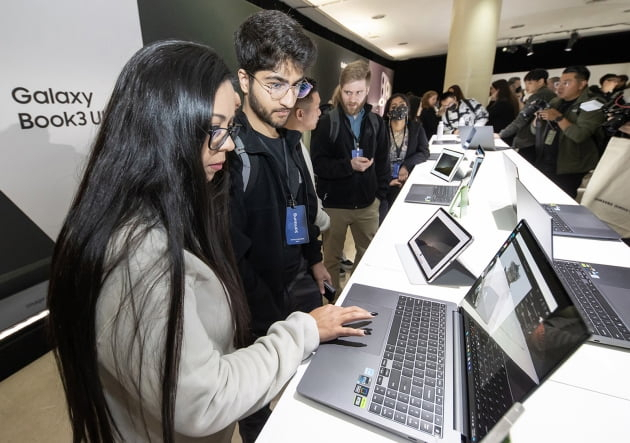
[589,73,620,101]
[498,68,557,163]
[508,76,521,93]
[615,74,628,91]
[283,78,330,234]
[47,39,372,443]
[534,65,605,198]
[487,79,520,137]
[381,93,430,221]
[419,90,440,138]
[229,10,330,441]
[406,92,421,122]
[438,84,489,134]
[548,76,561,94]
[311,59,389,291]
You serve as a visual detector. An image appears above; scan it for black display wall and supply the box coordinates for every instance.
[138,0,628,101]
[137,0,370,104]
[396,30,630,97]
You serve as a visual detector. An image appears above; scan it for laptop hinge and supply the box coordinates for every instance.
[452,310,469,437]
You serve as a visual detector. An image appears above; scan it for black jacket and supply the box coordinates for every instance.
[419,107,440,138]
[228,111,322,336]
[395,120,430,171]
[310,104,390,209]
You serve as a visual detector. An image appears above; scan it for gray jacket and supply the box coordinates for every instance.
[97,226,318,442]
[500,86,557,148]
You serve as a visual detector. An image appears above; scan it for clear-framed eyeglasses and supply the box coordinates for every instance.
[247,71,313,100]
[202,122,241,151]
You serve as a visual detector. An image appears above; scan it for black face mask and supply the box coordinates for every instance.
[388,104,408,120]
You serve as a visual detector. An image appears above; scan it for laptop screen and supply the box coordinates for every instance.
[459,221,588,441]
[431,148,464,182]
[407,208,473,282]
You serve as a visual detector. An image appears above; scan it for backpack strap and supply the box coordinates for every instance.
[328,108,340,143]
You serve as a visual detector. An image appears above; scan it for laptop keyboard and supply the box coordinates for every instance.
[368,295,446,437]
[543,206,573,233]
[466,320,512,439]
[432,186,457,203]
[554,260,630,341]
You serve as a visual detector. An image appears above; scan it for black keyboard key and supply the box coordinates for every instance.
[395,402,408,414]
[372,394,384,404]
[369,403,382,415]
[382,407,394,419]
[388,369,402,390]
[420,421,433,434]
[407,416,420,429]
[394,411,407,424]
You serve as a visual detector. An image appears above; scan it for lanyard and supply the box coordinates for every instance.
[256,135,299,208]
[389,123,406,159]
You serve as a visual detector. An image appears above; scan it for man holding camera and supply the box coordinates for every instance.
[534,65,606,199]
[498,69,556,163]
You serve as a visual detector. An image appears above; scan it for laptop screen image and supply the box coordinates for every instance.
[431,148,464,182]
[460,221,588,440]
[407,208,473,282]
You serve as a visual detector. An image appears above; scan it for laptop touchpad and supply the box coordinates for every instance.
[324,299,392,356]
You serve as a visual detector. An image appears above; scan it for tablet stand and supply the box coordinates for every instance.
[448,185,470,218]
[395,243,476,286]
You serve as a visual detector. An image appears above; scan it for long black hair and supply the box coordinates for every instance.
[47,40,251,443]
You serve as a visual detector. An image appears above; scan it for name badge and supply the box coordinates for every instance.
[285,205,309,245]
[544,129,557,146]
[352,148,364,158]
[392,162,401,178]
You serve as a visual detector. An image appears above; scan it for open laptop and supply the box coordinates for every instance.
[404,149,467,205]
[541,203,620,241]
[458,126,504,151]
[515,179,630,349]
[298,220,589,443]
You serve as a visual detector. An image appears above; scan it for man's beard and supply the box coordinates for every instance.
[342,97,366,116]
[249,88,290,129]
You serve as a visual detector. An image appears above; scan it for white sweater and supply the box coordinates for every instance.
[95,228,319,442]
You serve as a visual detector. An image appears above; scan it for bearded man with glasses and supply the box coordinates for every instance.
[229,10,329,442]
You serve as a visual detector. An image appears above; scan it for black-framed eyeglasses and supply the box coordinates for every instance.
[246,71,313,100]
[202,122,241,151]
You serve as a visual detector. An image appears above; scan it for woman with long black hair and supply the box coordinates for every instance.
[47,40,371,443]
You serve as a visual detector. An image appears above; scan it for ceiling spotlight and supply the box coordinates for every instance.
[525,37,534,56]
[565,31,579,51]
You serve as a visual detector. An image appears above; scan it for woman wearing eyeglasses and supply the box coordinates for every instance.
[380,93,430,221]
[47,40,372,443]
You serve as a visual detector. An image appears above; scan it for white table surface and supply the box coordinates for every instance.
[257,143,630,443]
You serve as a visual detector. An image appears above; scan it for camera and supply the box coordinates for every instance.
[520,98,550,119]
[601,90,630,134]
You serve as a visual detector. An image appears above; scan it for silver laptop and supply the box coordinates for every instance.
[516,179,630,349]
[404,149,468,205]
[541,203,620,241]
[298,221,589,443]
[458,126,504,151]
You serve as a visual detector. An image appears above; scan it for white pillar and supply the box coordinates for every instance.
[443,0,502,104]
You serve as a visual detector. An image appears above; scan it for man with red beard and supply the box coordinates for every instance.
[310,60,390,290]
[229,10,330,442]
